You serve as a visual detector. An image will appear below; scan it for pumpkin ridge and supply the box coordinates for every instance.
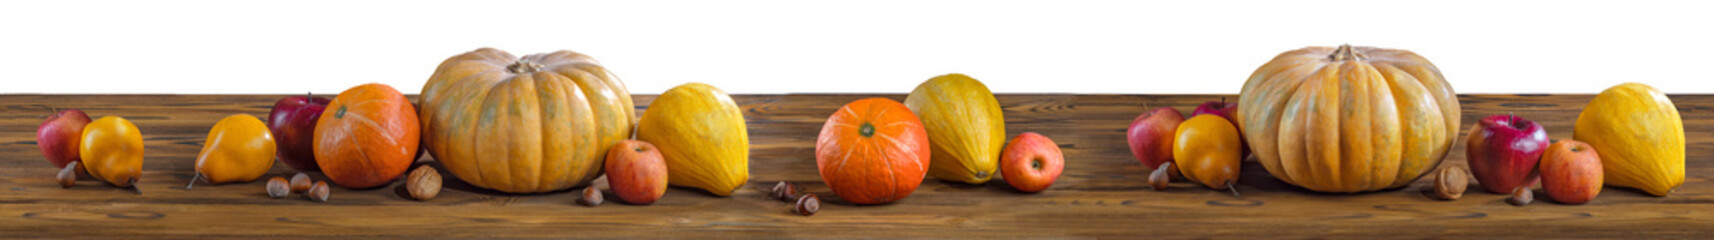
[1248,61,1321,187]
[349,121,379,186]
[463,69,509,186]
[1306,63,1343,191]
[531,75,557,191]
[475,80,516,192]
[875,130,903,203]
[516,74,546,191]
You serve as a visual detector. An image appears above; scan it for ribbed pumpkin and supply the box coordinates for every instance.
[315,83,420,189]
[1574,82,1683,196]
[816,98,931,205]
[1236,45,1460,193]
[904,73,1006,184]
[637,83,749,196]
[419,48,636,193]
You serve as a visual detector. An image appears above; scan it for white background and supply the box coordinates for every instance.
[3,0,1711,94]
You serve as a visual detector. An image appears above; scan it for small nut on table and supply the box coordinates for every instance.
[305,181,331,202]
[289,173,313,193]
[1148,162,1173,191]
[266,177,291,198]
[406,166,442,201]
[771,181,800,201]
[1507,187,1533,206]
[1428,167,1468,200]
[56,162,79,189]
[794,194,821,216]
[579,187,603,207]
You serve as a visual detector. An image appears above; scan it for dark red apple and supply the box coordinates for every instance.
[38,109,91,168]
[1127,107,1184,170]
[1000,132,1064,193]
[1191,98,1248,159]
[269,94,332,171]
[605,139,667,205]
[1466,114,1549,194]
[1190,98,1236,120]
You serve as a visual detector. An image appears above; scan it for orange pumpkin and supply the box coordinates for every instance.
[315,83,420,189]
[816,98,931,205]
[419,48,635,193]
[1237,45,1459,193]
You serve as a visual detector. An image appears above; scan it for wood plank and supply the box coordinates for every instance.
[1,94,1711,238]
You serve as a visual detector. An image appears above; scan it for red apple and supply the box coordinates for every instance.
[1001,132,1064,193]
[1190,98,1248,159]
[1189,99,1236,120]
[1126,107,1183,170]
[1540,139,1602,204]
[1466,114,1549,194]
[38,109,91,168]
[268,94,332,171]
[605,139,668,205]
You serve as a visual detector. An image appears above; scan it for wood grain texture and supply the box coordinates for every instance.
[2,94,1711,239]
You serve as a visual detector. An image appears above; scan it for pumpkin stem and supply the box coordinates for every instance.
[507,60,544,74]
[1329,44,1364,62]
[858,123,876,138]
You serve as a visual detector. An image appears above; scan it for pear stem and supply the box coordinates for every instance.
[1226,180,1242,199]
[184,173,200,190]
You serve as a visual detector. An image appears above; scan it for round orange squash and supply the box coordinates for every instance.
[315,83,421,189]
[816,98,931,205]
[1236,45,1460,193]
[419,48,635,193]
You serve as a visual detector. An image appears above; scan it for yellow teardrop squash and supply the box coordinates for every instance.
[637,83,749,196]
[1574,82,1684,196]
[904,73,1006,184]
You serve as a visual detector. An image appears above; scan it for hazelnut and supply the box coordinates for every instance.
[289,173,313,193]
[266,177,290,198]
[1507,187,1533,206]
[771,181,800,201]
[579,187,603,206]
[56,162,78,189]
[1429,167,1468,200]
[794,194,820,216]
[406,166,441,201]
[305,181,330,202]
[1148,162,1172,191]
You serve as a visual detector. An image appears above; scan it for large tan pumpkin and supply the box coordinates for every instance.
[419,48,636,193]
[1237,45,1459,193]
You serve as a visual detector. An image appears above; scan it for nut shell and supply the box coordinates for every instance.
[289,173,312,193]
[771,181,800,201]
[266,177,290,198]
[305,181,330,202]
[794,194,821,216]
[1148,162,1172,191]
[1429,167,1468,200]
[57,162,79,189]
[579,187,603,206]
[1507,187,1533,206]
[406,166,441,201]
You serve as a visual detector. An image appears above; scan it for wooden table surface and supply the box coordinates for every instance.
[1,94,1710,239]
